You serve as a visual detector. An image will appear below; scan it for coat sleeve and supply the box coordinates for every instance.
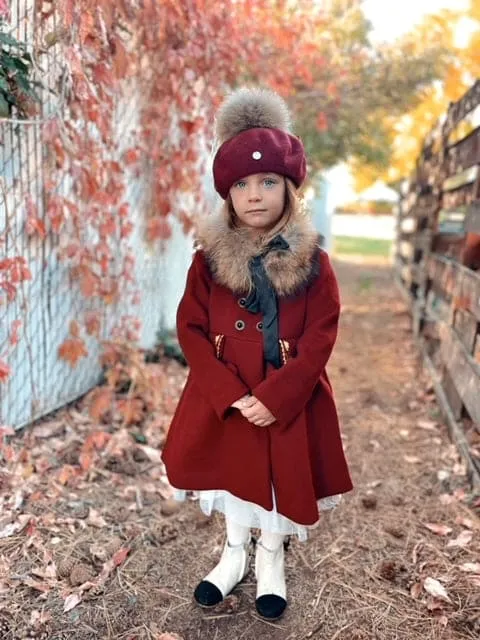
[176,250,250,420]
[252,250,340,427]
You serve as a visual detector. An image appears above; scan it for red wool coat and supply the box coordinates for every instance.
[161,214,353,526]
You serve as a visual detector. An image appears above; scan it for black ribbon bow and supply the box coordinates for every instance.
[243,235,290,369]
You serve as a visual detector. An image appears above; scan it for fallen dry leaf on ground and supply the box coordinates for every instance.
[87,508,108,528]
[404,455,422,464]
[1,261,479,640]
[417,419,437,431]
[447,530,473,548]
[136,444,162,463]
[459,562,480,573]
[424,523,453,536]
[455,516,475,529]
[423,577,452,603]
[63,592,82,612]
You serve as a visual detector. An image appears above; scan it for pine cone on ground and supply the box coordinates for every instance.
[379,560,398,581]
[57,556,76,579]
[152,523,178,545]
[69,563,94,587]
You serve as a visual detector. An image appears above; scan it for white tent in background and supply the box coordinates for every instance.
[358,181,399,202]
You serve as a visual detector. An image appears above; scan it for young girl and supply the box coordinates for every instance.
[161,88,353,620]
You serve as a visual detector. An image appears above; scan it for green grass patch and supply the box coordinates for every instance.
[333,235,392,257]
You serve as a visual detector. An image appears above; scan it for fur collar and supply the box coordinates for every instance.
[196,213,320,297]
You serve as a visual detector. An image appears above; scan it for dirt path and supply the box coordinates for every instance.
[1,256,479,640]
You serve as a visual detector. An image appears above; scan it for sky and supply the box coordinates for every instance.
[362,0,470,42]
[327,0,473,205]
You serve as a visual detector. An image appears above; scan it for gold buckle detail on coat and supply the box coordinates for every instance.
[279,339,290,366]
[214,334,225,359]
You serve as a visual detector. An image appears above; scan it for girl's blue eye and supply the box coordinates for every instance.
[235,181,246,188]
[264,178,277,187]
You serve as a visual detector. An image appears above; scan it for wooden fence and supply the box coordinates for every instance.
[394,80,480,487]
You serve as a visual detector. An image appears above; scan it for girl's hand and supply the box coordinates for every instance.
[240,397,276,427]
[231,395,256,411]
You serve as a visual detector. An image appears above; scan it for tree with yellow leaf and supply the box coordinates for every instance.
[270,0,449,174]
[351,0,480,190]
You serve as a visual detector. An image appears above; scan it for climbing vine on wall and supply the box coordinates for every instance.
[2,0,335,380]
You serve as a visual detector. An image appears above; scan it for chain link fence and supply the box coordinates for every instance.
[0,1,193,429]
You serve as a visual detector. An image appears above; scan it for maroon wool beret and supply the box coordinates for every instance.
[213,127,307,199]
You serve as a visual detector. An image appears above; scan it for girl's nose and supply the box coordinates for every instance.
[248,185,261,201]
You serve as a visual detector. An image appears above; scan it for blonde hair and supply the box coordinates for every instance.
[223,177,305,244]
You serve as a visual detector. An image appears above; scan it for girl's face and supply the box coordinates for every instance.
[229,172,286,232]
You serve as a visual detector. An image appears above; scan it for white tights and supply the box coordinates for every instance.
[259,529,285,551]
[226,516,284,550]
[226,516,250,546]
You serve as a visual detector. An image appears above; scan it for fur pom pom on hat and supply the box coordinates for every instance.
[213,87,306,199]
[215,87,292,145]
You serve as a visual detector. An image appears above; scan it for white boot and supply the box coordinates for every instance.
[194,518,250,607]
[255,534,287,619]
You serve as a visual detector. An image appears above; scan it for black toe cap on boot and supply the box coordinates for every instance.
[255,594,287,619]
[194,580,223,607]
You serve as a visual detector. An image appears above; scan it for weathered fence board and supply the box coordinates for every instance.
[441,367,464,421]
[439,322,480,425]
[395,80,480,485]
[453,308,478,353]
[455,267,480,322]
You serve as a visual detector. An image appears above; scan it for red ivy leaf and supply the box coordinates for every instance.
[25,216,47,239]
[85,311,101,337]
[69,320,81,338]
[46,196,65,233]
[58,338,88,367]
[25,195,37,218]
[72,267,98,298]
[180,118,203,136]
[120,221,134,239]
[92,63,115,88]
[117,398,143,425]
[79,12,95,46]
[147,217,172,241]
[61,0,76,28]
[25,195,46,238]
[122,148,141,166]
[9,320,22,346]
[0,359,11,383]
[88,388,114,421]
[99,216,117,237]
[1,282,17,302]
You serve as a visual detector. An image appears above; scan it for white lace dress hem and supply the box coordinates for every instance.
[171,486,341,542]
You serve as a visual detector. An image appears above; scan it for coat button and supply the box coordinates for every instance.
[256,322,263,331]
[235,320,245,331]
[238,298,246,308]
